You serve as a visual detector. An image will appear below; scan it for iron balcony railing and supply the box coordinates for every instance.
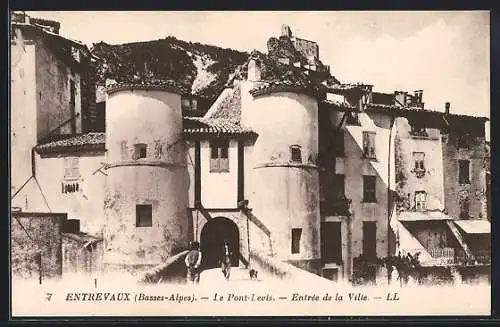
[320,198,350,216]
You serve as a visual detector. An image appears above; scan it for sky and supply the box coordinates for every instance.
[26,11,491,120]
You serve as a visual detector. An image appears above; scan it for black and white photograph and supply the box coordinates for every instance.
[9,10,491,316]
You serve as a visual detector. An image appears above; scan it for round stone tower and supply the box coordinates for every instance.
[102,82,189,268]
[245,84,321,273]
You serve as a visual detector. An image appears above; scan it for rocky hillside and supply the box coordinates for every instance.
[90,33,340,105]
[91,36,250,100]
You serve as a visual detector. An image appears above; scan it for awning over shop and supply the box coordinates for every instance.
[389,209,434,264]
[454,220,490,234]
[397,210,454,222]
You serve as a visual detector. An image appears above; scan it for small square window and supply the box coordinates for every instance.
[457,135,469,149]
[181,98,191,110]
[136,204,152,227]
[191,99,198,111]
[291,228,302,254]
[134,143,147,160]
[362,132,376,159]
[290,145,302,163]
[346,111,360,125]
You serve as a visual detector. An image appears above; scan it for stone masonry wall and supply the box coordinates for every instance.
[442,133,487,220]
[11,212,67,280]
[62,234,103,276]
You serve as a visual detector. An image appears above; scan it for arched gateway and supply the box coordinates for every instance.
[200,217,240,269]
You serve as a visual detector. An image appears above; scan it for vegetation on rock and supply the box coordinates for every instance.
[91,36,250,100]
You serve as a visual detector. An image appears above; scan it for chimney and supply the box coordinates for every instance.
[394,91,407,107]
[247,58,261,82]
[366,85,373,104]
[281,24,292,38]
[414,90,423,104]
[445,102,451,114]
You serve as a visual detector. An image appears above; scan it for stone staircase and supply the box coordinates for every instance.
[446,220,475,262]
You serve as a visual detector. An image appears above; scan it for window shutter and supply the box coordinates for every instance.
[363,132,369,155]
[210,142,219,159]
[369,133,376,157]
[64,157,80,180]
[220,142,229,159]
[64,158,71,178]
[363,132,376,158]
[220,158,229,172]
[71,157,79,177]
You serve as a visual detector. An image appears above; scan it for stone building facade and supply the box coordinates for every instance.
[11,17,490,284]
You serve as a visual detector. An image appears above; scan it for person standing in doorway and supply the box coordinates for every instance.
[221,240,232,280]
[185,241,202,284]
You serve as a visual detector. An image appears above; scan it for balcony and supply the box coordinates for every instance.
[320,198,350,217]
[409,129,430,139]
[411,168,426,179]
[427,247,455,266]
[456,249,491,266]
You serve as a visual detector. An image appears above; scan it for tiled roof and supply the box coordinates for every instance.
[365,102,488,121]
[190,82,256,137]
[12,21,97,60]
[365,103,449,121]
[446,112,489,122]
[106,80,188,96]
[324,83,368,93]
[35,133,106,154]
[320,99,359,112]
[204,84,242,122]
[35,117,255,154]
[62,232,103,244]
[250,80,320,98]
[183,117,255,136]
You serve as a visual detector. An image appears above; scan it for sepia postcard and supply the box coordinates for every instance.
[10,10,491,317]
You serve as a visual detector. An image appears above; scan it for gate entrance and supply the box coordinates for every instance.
[200,217,240,269]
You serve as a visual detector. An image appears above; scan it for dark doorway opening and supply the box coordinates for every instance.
[200,217,240,269]
[321,222,342,265]
[362,221,377,260]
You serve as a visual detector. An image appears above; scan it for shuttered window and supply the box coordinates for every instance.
[414,152,425,170]
[363,175,376,203]
[415,191,427,211]
[64,157,80,180]
[210,139,230,173]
